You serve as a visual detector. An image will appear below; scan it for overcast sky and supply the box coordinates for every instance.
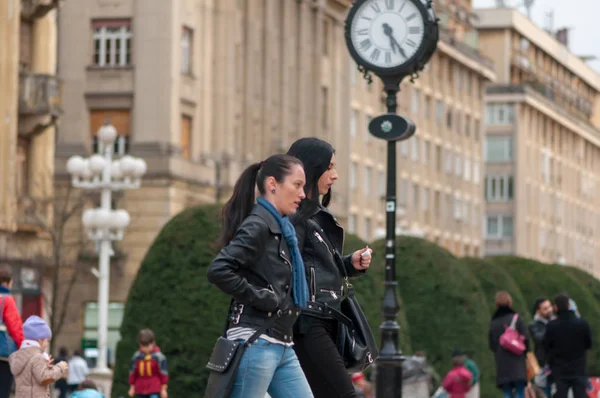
[472,0,600,73]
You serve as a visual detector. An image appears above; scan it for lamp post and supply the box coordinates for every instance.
[344,1,439,396]
[66,120,147,374]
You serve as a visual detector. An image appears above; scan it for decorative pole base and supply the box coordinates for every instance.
[88,368,113,398]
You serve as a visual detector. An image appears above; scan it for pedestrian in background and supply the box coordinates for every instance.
[128,329,168,398]
[489,291,529,398]
[8,316,68,398]
[0,265,24,398]
[464,353,480,398]
[55,347,69,398]
[442,349,473,398]
[544,294,592,398]
[71,379,105,398]
[529,297,554,397]
[67,350,90,393]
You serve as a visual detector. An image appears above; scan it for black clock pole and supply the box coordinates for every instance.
[376,80,405,398]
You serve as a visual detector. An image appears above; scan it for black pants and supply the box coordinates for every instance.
[554,376,588,398]
[293,317,357,398]
[0,360,13,398]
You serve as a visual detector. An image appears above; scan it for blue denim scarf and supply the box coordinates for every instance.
[257,197,308,308]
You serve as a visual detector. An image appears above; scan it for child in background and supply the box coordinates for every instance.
[464,355,480,398]
[442,349,473,398]
[128,329,168,398]
[8,316,68,398]
[71,379,105,398]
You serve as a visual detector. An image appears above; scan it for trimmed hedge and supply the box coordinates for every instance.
[112,205,600,397]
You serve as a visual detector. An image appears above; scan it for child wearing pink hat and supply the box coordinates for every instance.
[9,316,68,398]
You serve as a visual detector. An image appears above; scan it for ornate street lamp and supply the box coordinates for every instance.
[66,120,147,374]
[344,0,439,396]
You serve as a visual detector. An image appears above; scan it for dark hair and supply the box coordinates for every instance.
[287,138,335,207]
[217,154,304,247]
[73,350,81,357]
[58,347,68,357]
[78,379,97,390]
[138,329,155,346]
[0,265,12,285]
[533,296,549,314]
[553,293,570,313]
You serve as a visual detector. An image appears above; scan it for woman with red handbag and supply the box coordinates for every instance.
[489,291,530,398]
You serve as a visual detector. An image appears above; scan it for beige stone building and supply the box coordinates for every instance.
[0,0,60,319]
[53,0,495,355]
[476,8,600,275]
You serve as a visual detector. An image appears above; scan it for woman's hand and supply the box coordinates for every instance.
[352,246,372,271]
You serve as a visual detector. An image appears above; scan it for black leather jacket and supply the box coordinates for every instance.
[529,318,549,366]
[292,201,364,319]
[207,205,300,343]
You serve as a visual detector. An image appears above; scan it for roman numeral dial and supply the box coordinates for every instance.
[349,0,426,69]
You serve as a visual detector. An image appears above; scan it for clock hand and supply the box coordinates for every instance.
[392,37,407,58]
[382,23,407,58]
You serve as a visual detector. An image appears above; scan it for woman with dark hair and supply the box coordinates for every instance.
[489,291,530,398]
[287,137,372,398]
[207,154,314,398]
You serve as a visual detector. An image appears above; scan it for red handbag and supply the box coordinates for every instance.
[499,313,526,355]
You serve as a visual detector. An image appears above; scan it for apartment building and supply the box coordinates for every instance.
[347,0,495,257]
[476,8,600,275]
[0,1,60,319]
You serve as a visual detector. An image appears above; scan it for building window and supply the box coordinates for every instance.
[412,183,419,210]
[350,162,357,189]
[464,158,471,181]
[486,215,513,239]
[446,108,453,129]
[485,136,513,163]
[435,145,442,172]
[90,110,130,155]
[454,154,462,177]
[323,19,330,56]
[411,88,420,115]
[365,115,373,142]
[444,149,453,174]
[16,139,29,198]
[364,166,371,195]
[453,196,462,220]
[424,95,431,119]
[92,20,132,67]
[422,140,429,165]
[411,137,419,161]
[473,162,480,183]
[322,87,329,129]
[485,103,515,125]
[181,114,192,160]
[422,187,429,212]
[455,68,462,90]
[401,140,409,157]
[378,171,385,196]
[485,175,514,201]
[364,217,371,241]
[435,100,443,124]
[541,148,551,184]
[350,110,358,137]
[181,27,193,74]
[399,179,408,205]
[465,115,471,136]
[348,214,357,233]
[83,302,124,366]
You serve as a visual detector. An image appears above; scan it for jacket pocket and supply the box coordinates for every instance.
[320,288,340,300]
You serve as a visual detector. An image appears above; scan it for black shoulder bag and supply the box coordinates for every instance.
[204,304,282,398]
[334,250,379,373]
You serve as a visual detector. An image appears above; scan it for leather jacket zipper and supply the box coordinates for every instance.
[314,231,334,256]
[310,268,316,302]
[320,288,339,300]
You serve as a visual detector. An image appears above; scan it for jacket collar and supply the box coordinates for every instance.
[252,204,281,234]
[557,310,577,320]
[0,286,10,294]
[492,305,515,320]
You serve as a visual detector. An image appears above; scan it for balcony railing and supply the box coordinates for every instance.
[19,73,61,116]
[439,27,494,70]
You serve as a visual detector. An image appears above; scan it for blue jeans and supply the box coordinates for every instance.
[502,381,526,398]
[230,338,313,398]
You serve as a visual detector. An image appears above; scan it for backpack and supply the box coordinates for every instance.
[0,295,18,360]
[499,313,526,355]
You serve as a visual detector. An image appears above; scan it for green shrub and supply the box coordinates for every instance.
[112,205,226,397]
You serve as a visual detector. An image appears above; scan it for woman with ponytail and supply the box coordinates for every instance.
[207,154,314,398]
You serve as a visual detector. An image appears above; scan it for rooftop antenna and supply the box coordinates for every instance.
[521,0,534,20]
[544,10,555,33]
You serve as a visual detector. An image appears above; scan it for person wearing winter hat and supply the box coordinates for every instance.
[8,316,68,398]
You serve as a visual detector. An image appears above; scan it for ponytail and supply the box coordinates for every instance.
[217,162,261,248]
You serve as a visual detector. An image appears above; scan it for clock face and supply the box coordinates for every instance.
[349,0,426,69]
